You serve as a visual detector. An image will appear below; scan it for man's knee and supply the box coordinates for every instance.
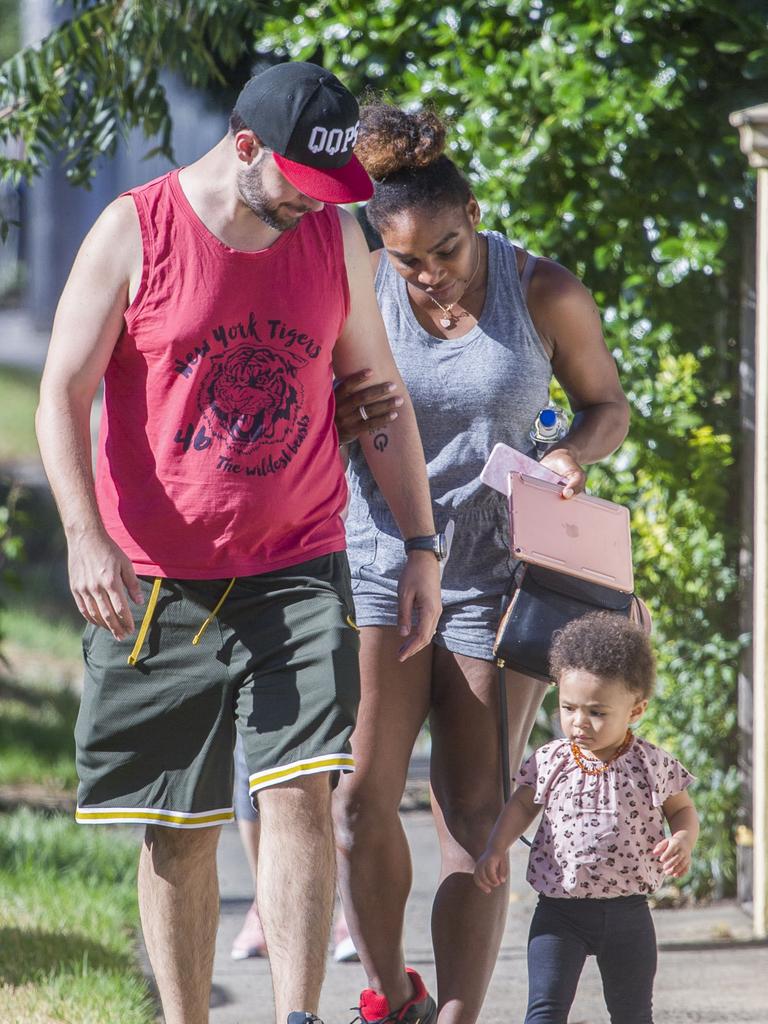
[143,824,221,875]
[258,772,334,833]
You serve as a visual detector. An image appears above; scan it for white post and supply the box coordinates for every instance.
[731,102,768,939]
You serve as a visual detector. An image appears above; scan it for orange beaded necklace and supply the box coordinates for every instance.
[570,729,634,776]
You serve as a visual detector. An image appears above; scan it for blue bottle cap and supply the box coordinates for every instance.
[538,408,557,427]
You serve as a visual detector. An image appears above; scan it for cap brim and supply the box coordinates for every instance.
[274,152,373,204]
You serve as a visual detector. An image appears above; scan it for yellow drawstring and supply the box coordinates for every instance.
[127,576,237,666]
[192,577,237,645]
[127,578,163,666]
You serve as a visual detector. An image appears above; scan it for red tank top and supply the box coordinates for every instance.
[94,169,349,578]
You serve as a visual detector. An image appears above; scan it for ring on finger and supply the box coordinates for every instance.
[359,404,369,421]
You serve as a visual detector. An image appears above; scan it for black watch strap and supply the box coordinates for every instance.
[404,533,447,561]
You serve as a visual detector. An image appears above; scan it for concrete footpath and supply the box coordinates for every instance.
[192,811,768,1024]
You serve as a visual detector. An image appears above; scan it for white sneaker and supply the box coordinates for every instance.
[333,934,359,963]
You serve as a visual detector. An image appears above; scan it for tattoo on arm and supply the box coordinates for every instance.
[372,431,389,452]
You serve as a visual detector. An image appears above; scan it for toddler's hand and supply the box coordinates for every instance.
[653,834,692,878]
[473,849,508,894]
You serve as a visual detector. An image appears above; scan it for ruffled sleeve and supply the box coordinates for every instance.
[633,738,696,808]
[513,740,572,806]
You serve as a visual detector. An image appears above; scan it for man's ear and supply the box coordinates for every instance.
[467,195,481,226]
[234,129,262,163]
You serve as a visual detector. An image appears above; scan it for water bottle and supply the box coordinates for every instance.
[530,404,569,459]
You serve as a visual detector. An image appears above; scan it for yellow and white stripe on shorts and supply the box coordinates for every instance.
[75,805,235,828]
[248,753,355,794]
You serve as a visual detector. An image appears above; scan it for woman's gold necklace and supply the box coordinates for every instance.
[427,239,483,329]
[570,729,634,776]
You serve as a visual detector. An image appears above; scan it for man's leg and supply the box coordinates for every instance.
[257,772,337,1022]
[138,824,222,1024]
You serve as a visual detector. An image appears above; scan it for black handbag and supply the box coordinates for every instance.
[493,561,650,682]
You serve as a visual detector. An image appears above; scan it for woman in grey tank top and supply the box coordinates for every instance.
[334,104,630,1024]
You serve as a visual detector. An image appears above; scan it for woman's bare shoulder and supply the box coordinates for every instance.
[526,255,596,326]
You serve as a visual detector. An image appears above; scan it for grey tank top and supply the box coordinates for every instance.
[346,230,552,532]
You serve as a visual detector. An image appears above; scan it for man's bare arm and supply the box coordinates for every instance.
[35,196,144,639]
[333,209,441,659]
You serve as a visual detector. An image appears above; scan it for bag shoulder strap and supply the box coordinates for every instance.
[630,596,653,634]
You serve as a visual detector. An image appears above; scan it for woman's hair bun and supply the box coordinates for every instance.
[355,104,446,180]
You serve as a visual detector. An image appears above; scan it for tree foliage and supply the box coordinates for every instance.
[3,0,768,896]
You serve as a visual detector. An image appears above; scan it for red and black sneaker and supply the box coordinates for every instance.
[357,968,437,1024]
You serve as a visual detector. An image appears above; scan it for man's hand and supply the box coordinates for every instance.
[334,369,403,445]
[396,551,442,661]
[539,445,586,499]
[473,848,509,894]
[653,833,694,879]
[68,530,143,640]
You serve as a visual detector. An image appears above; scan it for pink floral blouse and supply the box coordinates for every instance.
[515,735,694,899]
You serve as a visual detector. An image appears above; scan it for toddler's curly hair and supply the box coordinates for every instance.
[549,612,656,699]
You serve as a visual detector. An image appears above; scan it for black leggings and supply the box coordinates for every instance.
[524,893,657,1024]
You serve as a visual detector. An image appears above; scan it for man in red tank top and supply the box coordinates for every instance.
[37,62,442,1024]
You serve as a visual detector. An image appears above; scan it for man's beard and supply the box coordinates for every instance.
[237,162,308,232]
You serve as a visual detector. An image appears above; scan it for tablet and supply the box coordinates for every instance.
[509,472,634,593]
[480,442,564,493]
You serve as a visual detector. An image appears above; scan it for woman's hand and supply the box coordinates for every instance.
[539,445,586,499]
[334,369,403,445]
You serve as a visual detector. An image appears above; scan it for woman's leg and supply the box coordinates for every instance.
[334,626,433,1011]
[231,735,267,959]
[503,666,551,777]
[429,649,548,1024]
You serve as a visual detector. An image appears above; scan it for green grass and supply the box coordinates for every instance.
[0,676,79,790]
[0,570,84,790]
[0,808,155,1024]
[0,365,41,463]
[1,601,82,664]
[0,591,84,791]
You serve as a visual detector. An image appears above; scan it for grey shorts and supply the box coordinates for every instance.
[234,733,259,822]
[347,502,515,661]
[75,552,360,829]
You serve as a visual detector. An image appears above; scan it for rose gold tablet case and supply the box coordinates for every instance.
[508,473,635,593]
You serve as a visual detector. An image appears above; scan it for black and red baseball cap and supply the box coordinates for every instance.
[233,62,373,204]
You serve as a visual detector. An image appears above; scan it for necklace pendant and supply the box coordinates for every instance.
[439,317,453,329]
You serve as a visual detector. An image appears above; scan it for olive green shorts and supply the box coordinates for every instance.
[74,552,360,829]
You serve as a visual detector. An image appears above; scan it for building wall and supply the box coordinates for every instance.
[21,0,228,327]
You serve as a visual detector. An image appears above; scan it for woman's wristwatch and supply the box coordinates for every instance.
[404,533,448,561]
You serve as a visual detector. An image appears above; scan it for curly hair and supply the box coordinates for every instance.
[354,102,472,231]
[549,612,656,699]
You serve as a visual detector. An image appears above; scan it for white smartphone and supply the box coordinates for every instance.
[480,442,564,494]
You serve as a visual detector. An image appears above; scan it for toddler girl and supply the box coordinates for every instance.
[474,612,699,1024]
